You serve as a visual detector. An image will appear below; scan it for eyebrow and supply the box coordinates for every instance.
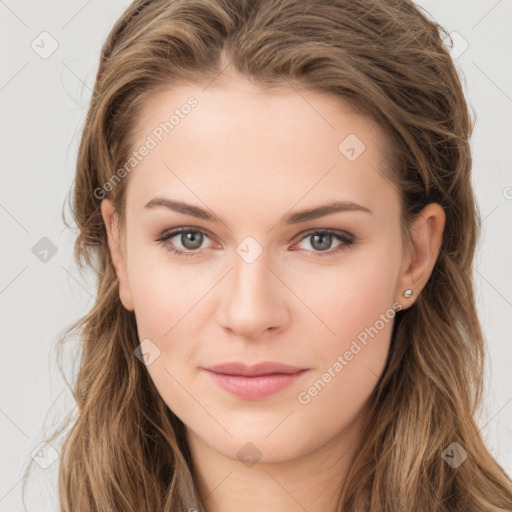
[144,196,372,225]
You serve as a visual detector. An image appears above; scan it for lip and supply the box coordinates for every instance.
[203,361,308,400]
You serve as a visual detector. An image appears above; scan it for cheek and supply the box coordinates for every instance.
[293,244,399,412]
[126,238,202,337]
[295,303,395,444]
[298,241,401,345]
[129,268,175,338]
[126,245,212,379]
[127,254,204,416]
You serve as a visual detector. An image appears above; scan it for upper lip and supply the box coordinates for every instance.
[204,361,306,377]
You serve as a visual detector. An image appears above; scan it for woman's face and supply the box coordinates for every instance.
[101,75,439,466]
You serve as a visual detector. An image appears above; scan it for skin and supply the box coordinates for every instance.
[101,71,445,512]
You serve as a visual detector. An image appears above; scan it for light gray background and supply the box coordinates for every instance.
[1,1,511,510]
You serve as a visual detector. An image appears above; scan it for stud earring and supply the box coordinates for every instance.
[403,289,414,298]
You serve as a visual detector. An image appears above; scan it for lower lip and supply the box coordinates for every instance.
[204,369,308,399]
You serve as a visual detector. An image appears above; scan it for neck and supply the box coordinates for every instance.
[185,405,367,512]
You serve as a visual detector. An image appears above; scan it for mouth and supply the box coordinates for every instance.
[202,361,309,400]
[204,361,307,376]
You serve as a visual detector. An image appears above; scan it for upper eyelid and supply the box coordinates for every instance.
[159,226,217,243]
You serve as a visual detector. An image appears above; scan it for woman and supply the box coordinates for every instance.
[25,0,512,510]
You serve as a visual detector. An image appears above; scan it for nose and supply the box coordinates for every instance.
[215,251,289,340]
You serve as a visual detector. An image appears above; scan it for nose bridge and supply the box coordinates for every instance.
[216,247,287,338]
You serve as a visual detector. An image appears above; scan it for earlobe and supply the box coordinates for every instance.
[100,199,135,311]
[396,203,445,308]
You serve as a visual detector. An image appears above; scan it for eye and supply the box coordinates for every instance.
[155,227,215,257]
[292,230,355,257]
[156,227,355,258]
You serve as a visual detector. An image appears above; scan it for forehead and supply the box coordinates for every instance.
[125,77,399,221]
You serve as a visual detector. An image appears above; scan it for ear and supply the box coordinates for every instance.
[100,199,134,311]
[395,203,446,309]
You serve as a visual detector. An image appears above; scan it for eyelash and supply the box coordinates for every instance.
[155,227,355,259]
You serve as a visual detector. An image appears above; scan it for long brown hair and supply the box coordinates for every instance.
[23,0,512,510]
